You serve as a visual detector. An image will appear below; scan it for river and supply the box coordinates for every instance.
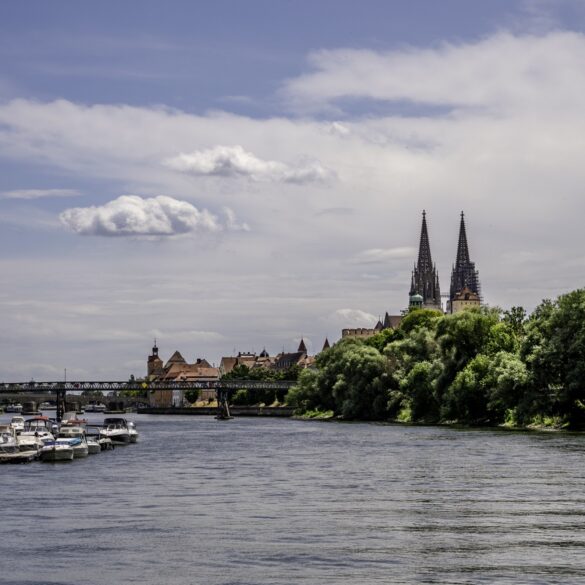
[1,413,585,584]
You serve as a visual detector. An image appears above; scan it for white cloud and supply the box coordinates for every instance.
[1,188,80,199]
[59,194,221,237]
[350,247,416,264]
[164,145,333,184]
[330,309,378,327]
[223,206,250,232]
[283,31,585,113]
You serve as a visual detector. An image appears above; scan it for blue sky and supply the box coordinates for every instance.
[1,0,585,379]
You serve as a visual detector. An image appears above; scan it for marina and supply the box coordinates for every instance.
[0,412,138,464]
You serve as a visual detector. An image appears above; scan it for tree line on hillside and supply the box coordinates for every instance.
[285,288,585,429]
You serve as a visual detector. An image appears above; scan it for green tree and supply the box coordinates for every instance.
[399,308,444,335]
[185,389,200,404]
[286,338,390,419]
[522,290,585,427]
[399,360,442,422]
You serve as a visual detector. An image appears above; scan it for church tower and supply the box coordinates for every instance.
[147,340,164,378]
[448,212,481,313]
[409,211,442,311]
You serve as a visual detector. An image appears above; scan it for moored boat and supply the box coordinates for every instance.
[86,435,101,455]
[40,439,74,462]
[9,415,25,434]
[22,417,57,445]
[58,425,89,458]
[0,424,20,463]
[0,425,40,463]
[101,418,131,444]
[5,403,23,414]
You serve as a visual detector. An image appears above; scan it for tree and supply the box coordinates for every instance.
[286,338,390,419]
[522,290,585,427]
[399,360,442,422]
[185,389,200,404]
[364,328,399,353]
[399,308,443,335]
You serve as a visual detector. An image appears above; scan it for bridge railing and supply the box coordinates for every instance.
[0,379,297,393]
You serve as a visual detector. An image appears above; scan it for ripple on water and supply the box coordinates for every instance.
[2,414,585,584]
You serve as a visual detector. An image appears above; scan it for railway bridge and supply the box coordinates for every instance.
[0,379,296,420]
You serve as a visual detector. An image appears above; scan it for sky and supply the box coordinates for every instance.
[1,0,585,380]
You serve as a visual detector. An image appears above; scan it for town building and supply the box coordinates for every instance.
[342,312,402,340]
[146,342,219,407]
[451,286,481,313]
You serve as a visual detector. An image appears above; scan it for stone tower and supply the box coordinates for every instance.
[147,341,164,377]
[448,212,481,313]
[410,211,442,311]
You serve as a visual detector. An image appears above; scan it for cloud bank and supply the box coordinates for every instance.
[283,31,585,112]
[164,145,332,184]
[2,188,80,199]
[60,195,221,237]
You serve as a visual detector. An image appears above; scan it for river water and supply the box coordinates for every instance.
[1,413,585,585]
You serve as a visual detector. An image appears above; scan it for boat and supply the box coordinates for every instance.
[58,423,89,458]
[40,439,74,462]
[9,415,25,434]
[5,403,23,413]
[85,402,107,413]
[61,412,88,426]
[127,421,139,443]
[0,424,20,463]
[100,418,131,444]
[22,417,57,445]
[39,401,57,411]
[86,435,101,455]
[17,434,43,460]
[0,425,39,463]
[86,425,114,451]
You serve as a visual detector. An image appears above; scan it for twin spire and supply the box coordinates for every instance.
[410,210,442,311]
[410,211,480,312]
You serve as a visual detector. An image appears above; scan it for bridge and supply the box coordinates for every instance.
[0,379,297,420]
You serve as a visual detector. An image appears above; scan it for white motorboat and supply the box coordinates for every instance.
[17,434,43,460]
[101,418,131,444]
[86,435,101,455]
[58,425,89,458]
[40,439,74,462]
[5,403,23,414]
[9,415,25,434]
[39,402,57,411]
[0,424,20,463]
[22,417,57,445]
[85,402,107,413]
[0,425,39,463]
[128,421,139,443]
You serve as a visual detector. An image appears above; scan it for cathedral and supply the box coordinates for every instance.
[409,211,481,313]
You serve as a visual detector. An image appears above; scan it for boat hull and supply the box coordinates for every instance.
[40,446,74,462]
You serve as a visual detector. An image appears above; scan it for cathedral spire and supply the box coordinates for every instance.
[455,211,471,267]
[417,210,434,273]
[449,211,481,311]
[409,211,442,310]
